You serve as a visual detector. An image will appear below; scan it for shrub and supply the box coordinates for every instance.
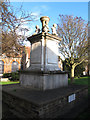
[3,72,19,81]
[3,73,12,78]
[11,72,19,81]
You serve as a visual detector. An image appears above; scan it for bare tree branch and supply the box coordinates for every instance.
[57,15,88,82]
[0,0,37,56]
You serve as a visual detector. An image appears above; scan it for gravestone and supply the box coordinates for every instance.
[20,16,68,90]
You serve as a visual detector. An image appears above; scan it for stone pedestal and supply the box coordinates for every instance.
[28,32,61,71]
[20,32,68,90]
[20,70,68,90]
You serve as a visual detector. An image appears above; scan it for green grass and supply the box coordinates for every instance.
[0,81,19,85]
[68,76,89,85]
[69,76,89,94]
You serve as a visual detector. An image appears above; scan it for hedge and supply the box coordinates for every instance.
[3,72,19,81]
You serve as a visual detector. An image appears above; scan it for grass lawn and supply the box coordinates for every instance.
[69,76,89,94]
[68,76,89,85]
[0,81,19,85]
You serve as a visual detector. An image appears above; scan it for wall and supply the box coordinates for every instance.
[0,56,21,73]
[2,85,88,118]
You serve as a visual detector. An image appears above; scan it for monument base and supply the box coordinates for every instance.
[20,70,68,90]
[2,84,88,119]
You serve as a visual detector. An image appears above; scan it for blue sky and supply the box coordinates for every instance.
[11,2,88,45]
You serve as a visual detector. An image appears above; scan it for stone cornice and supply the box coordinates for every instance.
[27,32,62,44]
[19,70,68,75]
[45,33,62,41]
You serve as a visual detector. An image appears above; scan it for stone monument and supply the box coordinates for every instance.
[2,16,88,119]
[20,16,68,90]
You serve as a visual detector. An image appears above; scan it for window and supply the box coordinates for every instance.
[12,61,18,72]
[0,60,4,74]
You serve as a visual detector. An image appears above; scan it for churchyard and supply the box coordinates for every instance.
[0,1,89,119]
[1,16,88,119]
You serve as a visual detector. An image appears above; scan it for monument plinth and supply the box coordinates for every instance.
[20,16,68,90]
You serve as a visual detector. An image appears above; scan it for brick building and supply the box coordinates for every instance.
[0,46,30,76]
[0,54,21,74]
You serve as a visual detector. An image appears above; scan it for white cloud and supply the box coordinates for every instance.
[41,5,49,12]
[31,12,41,20]
[31,12,40,16]
[31,5,49,17]
[16,24,35,37]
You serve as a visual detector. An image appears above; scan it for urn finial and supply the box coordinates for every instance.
[40,16,50,33]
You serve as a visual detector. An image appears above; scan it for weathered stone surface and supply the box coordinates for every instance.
[20,17,68,90]
[51,23,58,36]
[20,32,68,90]
[20,71,68,90]
[27,33,62,71]
[2,84,88,118]
[31,41,41,64]
[40,16,50,32]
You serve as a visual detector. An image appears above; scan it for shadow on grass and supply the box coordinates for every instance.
[68,76,90,120]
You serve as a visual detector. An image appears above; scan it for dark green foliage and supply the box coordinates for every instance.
[3,72,19,81]
[63,59,71,78]
[3,73,12,78]
[63,59,85,78]
[75,64,85,77]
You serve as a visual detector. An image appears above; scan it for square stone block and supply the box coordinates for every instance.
[20,71,68,90]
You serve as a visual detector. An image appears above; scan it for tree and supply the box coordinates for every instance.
[0,0,36,56]
[63,58,86,78]
[74,62,85,77]
[57,15,88,83]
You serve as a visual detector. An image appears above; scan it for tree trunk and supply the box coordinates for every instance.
[71,66,75,83]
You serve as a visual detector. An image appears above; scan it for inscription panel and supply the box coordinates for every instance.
[31,41,41,64]
[46,40,58,64]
